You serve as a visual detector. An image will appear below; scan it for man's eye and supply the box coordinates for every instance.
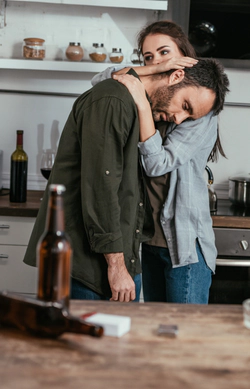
[183,103,189,110]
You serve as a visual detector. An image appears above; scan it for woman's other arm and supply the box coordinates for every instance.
[91,57,197,85]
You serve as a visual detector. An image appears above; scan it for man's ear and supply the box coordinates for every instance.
[168,69,185,85]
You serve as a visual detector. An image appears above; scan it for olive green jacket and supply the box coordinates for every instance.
[24,71,154,297]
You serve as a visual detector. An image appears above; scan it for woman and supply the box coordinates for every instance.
[92,20,227,304]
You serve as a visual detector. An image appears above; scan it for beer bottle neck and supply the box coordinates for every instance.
[46,193,65,232]
[63,311,104,337]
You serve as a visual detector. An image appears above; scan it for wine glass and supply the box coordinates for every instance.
[40,149,56,180]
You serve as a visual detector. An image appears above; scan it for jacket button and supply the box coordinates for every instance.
[105,170,110,175]
[135,229,140,234]
[131,259,135,263]
[139,202,143,207]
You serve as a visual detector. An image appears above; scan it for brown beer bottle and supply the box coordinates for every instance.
[0,291,103,339]
[37,184,72,308]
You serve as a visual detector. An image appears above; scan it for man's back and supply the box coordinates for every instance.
[23,75,153,298]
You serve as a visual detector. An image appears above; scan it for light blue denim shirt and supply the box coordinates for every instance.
[91,66,123,86]
[138,112,218,272]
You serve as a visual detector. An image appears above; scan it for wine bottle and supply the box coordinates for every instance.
[37,184,72,309]
[9,130,28,203]
[0,291,104,338]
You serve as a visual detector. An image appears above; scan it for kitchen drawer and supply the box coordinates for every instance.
[0,216,35,245]
[0,245,38,293]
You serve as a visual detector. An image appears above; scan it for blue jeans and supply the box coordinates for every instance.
[71,273,141,302]
[141,241,212,304]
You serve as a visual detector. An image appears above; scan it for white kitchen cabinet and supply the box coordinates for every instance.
[0,216,38,294]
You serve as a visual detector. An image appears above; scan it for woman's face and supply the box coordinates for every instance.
[142,33,183,65]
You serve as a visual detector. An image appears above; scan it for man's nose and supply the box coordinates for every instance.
[174,112,189,125]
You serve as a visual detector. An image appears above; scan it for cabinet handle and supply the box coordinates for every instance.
[216,258,250,267]
[0,254,8,265]
[0,225,10,229]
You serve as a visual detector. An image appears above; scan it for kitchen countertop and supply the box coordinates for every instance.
[0,189,43,217]
[0,190,250,228]
[1,300,250,389]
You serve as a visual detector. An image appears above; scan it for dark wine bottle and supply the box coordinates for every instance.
[37,184,72,309]
[0,291,103,338]
[9,130,28,203]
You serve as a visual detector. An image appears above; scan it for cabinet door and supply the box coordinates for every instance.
[0,217,35,245]
[0,245,38,294]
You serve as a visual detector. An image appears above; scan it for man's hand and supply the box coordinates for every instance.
[104,253,136,302]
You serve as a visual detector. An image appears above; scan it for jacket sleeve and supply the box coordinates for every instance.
[138,112,217,177]
[75,93,137,253]
[91,65,124,86]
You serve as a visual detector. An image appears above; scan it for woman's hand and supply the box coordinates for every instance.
[113,74,149,111]
[113,73,156,142]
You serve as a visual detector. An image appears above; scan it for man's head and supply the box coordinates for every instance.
[147,58,229,124]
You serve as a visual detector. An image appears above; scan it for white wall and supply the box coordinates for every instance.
[0,2,250,198]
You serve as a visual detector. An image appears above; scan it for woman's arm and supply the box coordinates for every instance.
[91,65,124,86]
[113,73,156,142]
[138,113,218,177]
[113,73,217,177]
[91,57,198,85]
[114,56,197,77]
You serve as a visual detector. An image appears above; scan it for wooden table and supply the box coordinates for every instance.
[1,300,250,389]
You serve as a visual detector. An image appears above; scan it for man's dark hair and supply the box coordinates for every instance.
[165,58,230,161]
[178,58,230,116]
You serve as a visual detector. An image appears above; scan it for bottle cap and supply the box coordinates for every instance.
[49,184,66,195]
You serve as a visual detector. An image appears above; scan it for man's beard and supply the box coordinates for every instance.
[151,84,177,122]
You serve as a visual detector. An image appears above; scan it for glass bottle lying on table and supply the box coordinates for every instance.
[0,291,104,338]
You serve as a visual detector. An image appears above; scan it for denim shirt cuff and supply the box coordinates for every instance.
[138,130,162,155]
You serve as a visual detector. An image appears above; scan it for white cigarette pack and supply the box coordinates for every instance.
[85,313,131,337]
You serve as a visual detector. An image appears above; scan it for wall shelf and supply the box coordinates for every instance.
[0,58,136,72]
[8,0,168,11]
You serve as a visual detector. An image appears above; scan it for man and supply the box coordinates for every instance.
[23,59,229,302]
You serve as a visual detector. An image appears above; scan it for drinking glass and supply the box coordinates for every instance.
[40,149,56,180]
